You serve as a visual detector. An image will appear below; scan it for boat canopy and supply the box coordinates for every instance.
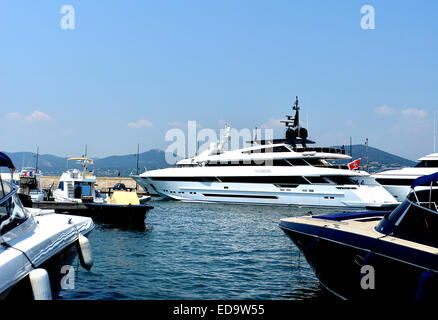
[411,172,438,189]
[0,152,15,170]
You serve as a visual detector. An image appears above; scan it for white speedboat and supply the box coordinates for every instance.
[372,153,438,200]
[52,157,104,203]
[133,98,398,209]
[0,152,94,299]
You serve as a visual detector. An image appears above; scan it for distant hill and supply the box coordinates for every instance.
[2,145,417,176]
[2,149,174,177]
[334,144,417,173]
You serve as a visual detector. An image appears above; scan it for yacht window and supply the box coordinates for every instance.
[272,146,291,153]
[58,181,64,190]
[305,176,329,184]
[304,158,327,167]
[286,159,309,166]
[272,159,293,166]
[74,182,92,198]
[219,176,310,185]
[376,178,438,187]
[325,176,355,185]
[415,160,438,168]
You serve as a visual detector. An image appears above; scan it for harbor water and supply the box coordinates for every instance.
[58,200,337,300]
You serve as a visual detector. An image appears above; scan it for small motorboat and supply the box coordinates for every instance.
[52,157,104,203]
[17,167,47,202]
[279,171,438,301]
[84,184,153,228]
[0,152,94,299]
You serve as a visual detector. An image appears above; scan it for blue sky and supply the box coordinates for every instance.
[0,0,437,161]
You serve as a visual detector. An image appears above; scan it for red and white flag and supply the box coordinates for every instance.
[348,158,361,170]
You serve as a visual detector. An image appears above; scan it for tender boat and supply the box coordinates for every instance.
[84,184,153,228]
[133,97,398,209]
[279,172,438,301]
[0,152,94,299]
[372,152,438,201]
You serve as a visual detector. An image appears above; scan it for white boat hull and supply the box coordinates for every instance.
[135,177,397,208]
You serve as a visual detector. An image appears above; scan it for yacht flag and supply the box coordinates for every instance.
[348,158,361,170]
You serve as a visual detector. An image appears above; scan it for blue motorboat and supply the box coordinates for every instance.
[279,172,438,301]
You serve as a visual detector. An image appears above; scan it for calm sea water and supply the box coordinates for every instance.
[59,200,337,300]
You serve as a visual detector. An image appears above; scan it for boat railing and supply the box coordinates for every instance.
[416,201,438,212]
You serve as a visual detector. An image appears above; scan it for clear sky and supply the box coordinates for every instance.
[0,0,437,161]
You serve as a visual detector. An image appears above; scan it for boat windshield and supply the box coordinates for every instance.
[415,160,438,168]
[376,189,438,248]
[0,169,28,235]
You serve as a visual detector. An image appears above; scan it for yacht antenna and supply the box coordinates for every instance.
[365,138,369,172]
[292,96,300,128]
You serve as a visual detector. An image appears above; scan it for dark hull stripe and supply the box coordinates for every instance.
[202,193,278,199]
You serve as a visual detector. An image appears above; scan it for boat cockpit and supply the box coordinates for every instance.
[376,173,438,248]
[0,155,30,237]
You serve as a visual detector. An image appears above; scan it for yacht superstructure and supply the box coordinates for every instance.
[133,98,398,209]
[372,153,438,200]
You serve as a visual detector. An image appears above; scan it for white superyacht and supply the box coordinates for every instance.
[372,152,438,200]
[133,98,398,209]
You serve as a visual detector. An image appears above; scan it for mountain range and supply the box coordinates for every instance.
[2,145,418,177]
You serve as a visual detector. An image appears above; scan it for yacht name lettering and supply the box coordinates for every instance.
[173,304,208,318]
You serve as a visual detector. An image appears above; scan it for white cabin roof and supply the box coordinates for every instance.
[418,153,438,161]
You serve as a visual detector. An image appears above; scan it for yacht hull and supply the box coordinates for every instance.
[279,218,438,301]
[136,177,398,208]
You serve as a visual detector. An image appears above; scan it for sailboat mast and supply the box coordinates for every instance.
[35,146,39,171]
[136,144,140,175]
[434,112,436,153]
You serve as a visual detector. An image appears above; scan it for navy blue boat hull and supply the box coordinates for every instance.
[84,203,153,228]
[279,219,438,301]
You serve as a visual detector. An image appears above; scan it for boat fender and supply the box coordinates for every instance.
[77,234,94,271]
[362,252,375,266]
[29,268,52,300]
[415,270,437,301]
